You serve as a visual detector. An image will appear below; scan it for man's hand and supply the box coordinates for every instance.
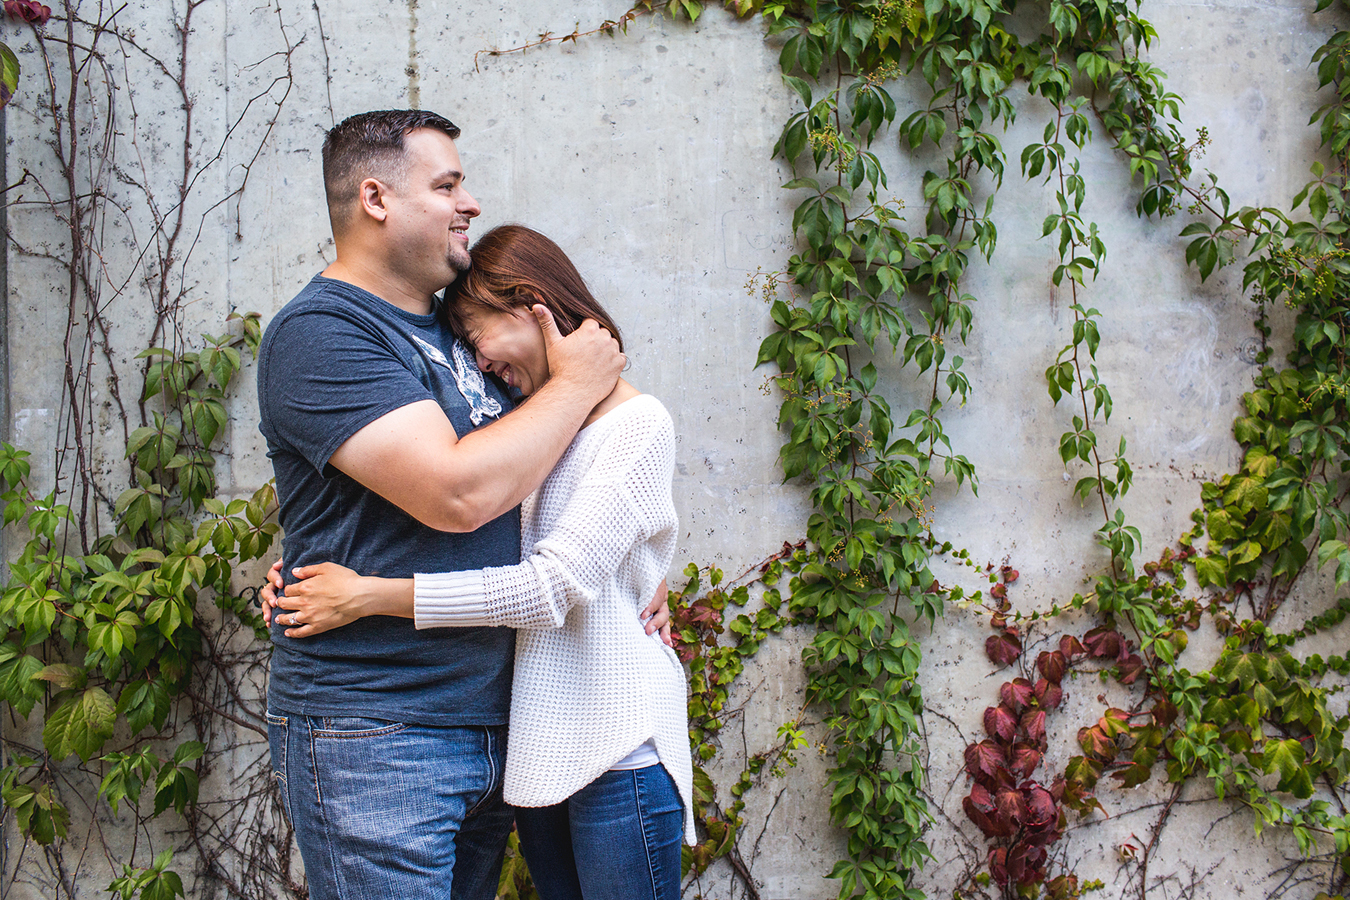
[533,305,623,406]
[640,579,673,648]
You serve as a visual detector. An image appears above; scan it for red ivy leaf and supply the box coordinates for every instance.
[1033,677,1063,709]
[1010,742,1043,779]
[1023,783,1057,827]
[1000,678,1034,714]
[1021,709,1047,746]
[990,582,1008,600]
[1083,627,1124,660]
[1001,566,1019,584]
[1152,698,1179,729]
[985,705,1018,743]
[988,847,1009,886]
[962,798,1004,838]
[1005,843,1030,885]
[1059,634,1086,660]
[1117,653,1146,685]
[968,781,996,811]
[995,786,1027,825]
[965,740,1009,787]
[1037,650,1067,684]
[963,784,1011,837]
[985,632,1023,668]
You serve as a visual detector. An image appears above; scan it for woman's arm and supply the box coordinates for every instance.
[268,402,676,639]
[267,561,413,638]
[415,403,676,632]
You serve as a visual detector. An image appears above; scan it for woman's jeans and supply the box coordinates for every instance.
[267,712,514,900]
[515,764,684,900]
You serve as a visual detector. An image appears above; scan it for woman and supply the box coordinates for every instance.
[264,225,692,900]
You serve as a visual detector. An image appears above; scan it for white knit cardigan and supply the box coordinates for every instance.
[413,394,695,842]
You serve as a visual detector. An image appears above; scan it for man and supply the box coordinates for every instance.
[257,110,632,899]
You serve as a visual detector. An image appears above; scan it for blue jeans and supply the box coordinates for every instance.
[514,765,684,900]
[267,712,514,900]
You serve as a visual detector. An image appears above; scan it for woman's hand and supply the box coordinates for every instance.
[260,558,285,626]
[273,562,378,638]
[641,579,674,648]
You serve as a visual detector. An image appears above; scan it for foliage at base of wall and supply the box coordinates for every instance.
[510,2,1350,899]
[0,2,303,896]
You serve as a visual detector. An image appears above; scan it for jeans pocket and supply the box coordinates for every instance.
[265,712,293,826]
[313,716,406,739]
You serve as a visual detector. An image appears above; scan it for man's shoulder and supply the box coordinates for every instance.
[266,277,373,333]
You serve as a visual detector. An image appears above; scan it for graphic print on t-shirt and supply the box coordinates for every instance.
[411,333,503,426]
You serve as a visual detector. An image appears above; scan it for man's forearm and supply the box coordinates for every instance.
[439,376,600,529]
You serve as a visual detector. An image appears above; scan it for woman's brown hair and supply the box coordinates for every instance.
[445,225,624,352]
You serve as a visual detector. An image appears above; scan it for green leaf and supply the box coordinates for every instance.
[0,43,18,111]
[43,687,117,763]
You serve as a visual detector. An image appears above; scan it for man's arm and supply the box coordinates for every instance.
[328,308,622,532]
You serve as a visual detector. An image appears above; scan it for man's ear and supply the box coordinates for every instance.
[358,178,391,223]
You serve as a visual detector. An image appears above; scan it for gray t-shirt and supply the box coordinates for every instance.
[258,275,519,725]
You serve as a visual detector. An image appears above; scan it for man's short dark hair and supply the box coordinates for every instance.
[322,110,461,233]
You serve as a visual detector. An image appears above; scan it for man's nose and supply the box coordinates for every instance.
[474,350,491,372]
[459,187,481,218]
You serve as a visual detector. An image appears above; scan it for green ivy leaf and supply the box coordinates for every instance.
[43,687,117,763]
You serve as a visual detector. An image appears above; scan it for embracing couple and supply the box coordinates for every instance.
[257,109,693,900]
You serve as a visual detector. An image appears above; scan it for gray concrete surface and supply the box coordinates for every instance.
[1,0,1346,897]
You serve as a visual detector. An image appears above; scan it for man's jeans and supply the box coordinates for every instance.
[267,712,513,900]
[514,765,684,900]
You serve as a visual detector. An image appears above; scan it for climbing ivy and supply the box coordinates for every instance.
[630,0,1350,897]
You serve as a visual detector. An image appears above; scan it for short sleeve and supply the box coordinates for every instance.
[259,308,435,474]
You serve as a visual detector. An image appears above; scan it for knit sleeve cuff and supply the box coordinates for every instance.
[413,570,492,629]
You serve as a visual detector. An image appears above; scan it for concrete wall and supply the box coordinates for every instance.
[1,0,1345,897]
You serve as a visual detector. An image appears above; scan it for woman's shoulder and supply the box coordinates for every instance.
[606,393,673,436]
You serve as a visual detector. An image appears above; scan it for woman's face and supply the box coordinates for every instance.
[460,305,550,395]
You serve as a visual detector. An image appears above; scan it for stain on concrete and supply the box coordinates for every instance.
[407,0,420,108]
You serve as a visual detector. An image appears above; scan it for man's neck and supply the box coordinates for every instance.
[322,258,438,317]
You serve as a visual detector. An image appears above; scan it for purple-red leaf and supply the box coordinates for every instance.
[985,705,1018,742]
[1021,709,1047,747]
[967,781,996,811]
[989,847,1009,886]
[964,740,1009,787]
[1059,634,1086,659]
[995,786,1027,825]
[1083,627,1124,660]
[1023,783,1057,827]
[1117,653,1146,685]
[1010,742,1043,779]
[1037,650,1067,684]
[1033,677,1063,709]
[1000,678,1034,714]
[1152,698,1179,729]
[986,631,1023,668]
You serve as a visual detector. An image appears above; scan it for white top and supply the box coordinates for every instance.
[413,394,695,842]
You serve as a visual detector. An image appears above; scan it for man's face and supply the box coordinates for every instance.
[384,128,481,293]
